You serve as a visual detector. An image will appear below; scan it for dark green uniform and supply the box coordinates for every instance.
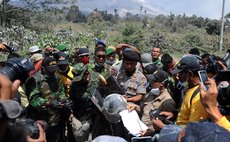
[71,61,122,140]
[70,68,100,118]
[88,63,111,79]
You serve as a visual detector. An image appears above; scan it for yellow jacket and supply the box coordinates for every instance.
[176,85,208,126]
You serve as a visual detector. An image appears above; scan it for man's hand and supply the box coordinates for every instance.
[199,78,222,122]
[111,67,117,76]
[115,43,140,54]
[216,61,228,71]
[159,111,174,120]
[0,74,20,100]
[127,103,137,112]
[48,100,64,109]
[44,47,59,55]
[125,94,143,103]
[151,117,166,131]
[0,43,6,51]
[26,123,47,142]
[199,78,218,108]
[140,129,152,136]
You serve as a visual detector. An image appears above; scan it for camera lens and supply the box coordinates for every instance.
[0,65,19,82]
[218,86,230,106]
[0,57,34,84]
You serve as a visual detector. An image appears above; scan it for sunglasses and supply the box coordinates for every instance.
[96,55,106,59]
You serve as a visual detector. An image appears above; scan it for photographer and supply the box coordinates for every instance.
[206,55,228,79]
[199,78,230,131]
[0,74,46,142]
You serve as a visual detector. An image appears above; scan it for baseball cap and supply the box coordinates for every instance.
[57,52,69,65]
[96,39,106,47]
[75,47,89,57]
[170,56,200,75]
[152,70,168,83]
[30,53,43,63]
[159,122,230,142]
[141,53,153,67]
[29,45,40,53]
[158,124,183,142]
[0,100,23,119]
[42,57,58,72]
[72,63,87,82]
[106,46,115,55]
[56,44,67,51]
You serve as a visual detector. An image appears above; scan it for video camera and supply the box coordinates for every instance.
[217,83,230,115]
[205,55,223,75]
[213,69,230,115]
[149,108,172,124]
[1,44,15,53]
[15,119,48,139]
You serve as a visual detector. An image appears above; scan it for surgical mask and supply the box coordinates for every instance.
[105,59,115,66]
[81,57,89,65]
[150,88,160,96]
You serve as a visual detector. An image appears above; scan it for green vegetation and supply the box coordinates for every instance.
[0,1,230,59]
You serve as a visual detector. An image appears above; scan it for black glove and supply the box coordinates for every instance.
[49,100,60,109]
[63,99,73,109]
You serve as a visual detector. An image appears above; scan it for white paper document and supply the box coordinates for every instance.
[119,110,148,136]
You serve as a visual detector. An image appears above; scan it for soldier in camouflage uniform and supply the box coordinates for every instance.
[26,57,69,142]
[116,48,147,105]
[89,46,111,79]
[70,62,106,141]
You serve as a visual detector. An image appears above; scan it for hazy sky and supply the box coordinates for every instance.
[145,0,230,19]
[10,0,230,19]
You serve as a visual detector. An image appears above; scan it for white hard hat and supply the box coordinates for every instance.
[29,45,40,53]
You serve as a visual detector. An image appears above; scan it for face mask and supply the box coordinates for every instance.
[105,59,115,66]
[150,88,160,96]
[46,66,58,74]
[58,66,68,73]
[81,57,89,65]
[95,62,105,68]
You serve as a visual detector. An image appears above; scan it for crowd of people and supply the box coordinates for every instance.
[0,41,230,142]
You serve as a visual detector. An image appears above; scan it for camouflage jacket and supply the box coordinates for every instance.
[26,72,67,126]
[89,63,111,79]
[70,68,101,118]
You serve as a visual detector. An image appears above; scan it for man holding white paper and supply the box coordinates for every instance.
[128,70,176,136]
